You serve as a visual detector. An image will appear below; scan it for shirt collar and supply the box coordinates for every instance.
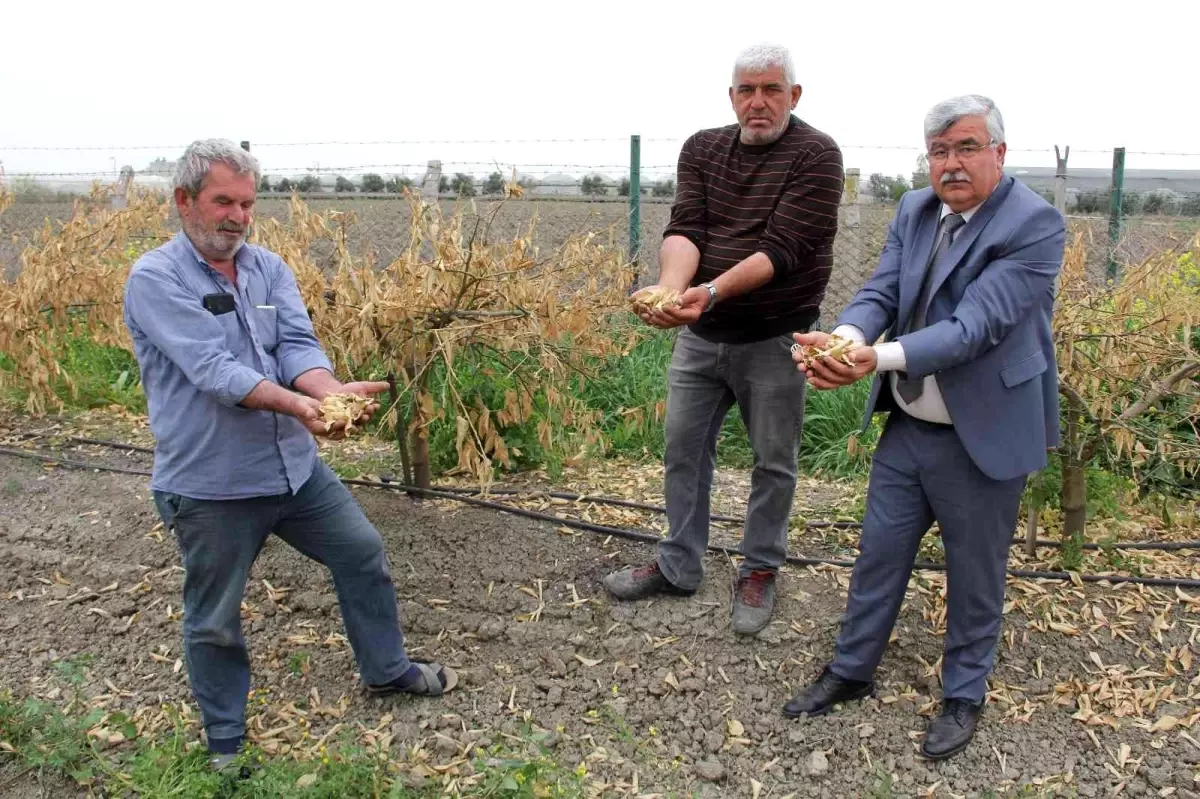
[940,201,981,224]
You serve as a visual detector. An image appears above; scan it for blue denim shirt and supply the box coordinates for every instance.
[123,232,333,499]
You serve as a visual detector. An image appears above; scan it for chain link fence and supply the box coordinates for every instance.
[3,188,1199,319]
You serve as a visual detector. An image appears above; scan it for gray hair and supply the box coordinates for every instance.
[732,43,796,87]
[173,138,260,196]
[924,95,1005,146]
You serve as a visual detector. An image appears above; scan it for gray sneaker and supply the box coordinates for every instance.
[208,751,253,779]
[731,569,777,635]
[208,752,239,773]
[603,561,696,601]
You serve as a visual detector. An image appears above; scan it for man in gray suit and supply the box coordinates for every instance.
[781,95,1064,760]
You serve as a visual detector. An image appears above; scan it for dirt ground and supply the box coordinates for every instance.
[1,431,1199,798]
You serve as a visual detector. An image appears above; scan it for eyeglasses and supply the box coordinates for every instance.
[927,141,997,163]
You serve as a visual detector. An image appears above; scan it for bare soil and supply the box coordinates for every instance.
[1,435,1198,797]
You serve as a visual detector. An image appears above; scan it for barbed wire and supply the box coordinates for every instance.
[0,138,632,152]
[4,162,680,178]
[3,139,1199,158]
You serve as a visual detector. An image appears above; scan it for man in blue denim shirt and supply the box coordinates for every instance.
[123,139,456,772]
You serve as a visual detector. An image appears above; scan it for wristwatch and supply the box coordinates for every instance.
[701,282,718,313]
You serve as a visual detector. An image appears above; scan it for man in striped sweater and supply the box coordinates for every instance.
[603,43,844,635]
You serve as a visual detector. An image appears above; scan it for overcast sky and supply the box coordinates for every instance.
[3,0,1198,185]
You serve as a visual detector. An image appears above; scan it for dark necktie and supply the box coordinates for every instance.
[895,212,965,403]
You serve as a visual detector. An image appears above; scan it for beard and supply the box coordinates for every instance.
[183,217,248,261]
[740,116,789,146]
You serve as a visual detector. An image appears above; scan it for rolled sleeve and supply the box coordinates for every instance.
[267,254,336,386]
[221,367,266,405]
[279,350,334,387]
[124,265,266,407]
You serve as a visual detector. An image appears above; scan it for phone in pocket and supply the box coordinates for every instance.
[202,293,236,315]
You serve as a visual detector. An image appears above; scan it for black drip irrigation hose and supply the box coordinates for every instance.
[66,436,155,455]
[3,445,1200,590]
[53,436,852,528]
[47,437,1200,553]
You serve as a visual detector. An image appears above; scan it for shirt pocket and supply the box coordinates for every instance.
[215,310,242,348]
[252,305,279,351]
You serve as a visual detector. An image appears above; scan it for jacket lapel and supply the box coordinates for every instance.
[895,197,941,333]
[922,176,1016,307]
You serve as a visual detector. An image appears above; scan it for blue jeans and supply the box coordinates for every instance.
[153,460,411,742]
[658,328,806,589]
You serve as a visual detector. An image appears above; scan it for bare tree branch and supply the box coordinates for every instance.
[1118,361,1200,422]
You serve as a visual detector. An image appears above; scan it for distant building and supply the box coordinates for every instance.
[130,173,172,192]
[144,158,174,178]
[1006,166,1200,194]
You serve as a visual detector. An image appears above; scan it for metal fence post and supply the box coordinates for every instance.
[628,134,641,276]
[1107,147,1125,283]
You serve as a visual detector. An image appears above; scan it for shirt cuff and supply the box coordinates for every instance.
[831,324,866,345]
[220,367,268,407]
[874,341,906,372]
[279,350,335,388]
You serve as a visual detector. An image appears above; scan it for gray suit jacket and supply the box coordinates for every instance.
[838,176,1065,481]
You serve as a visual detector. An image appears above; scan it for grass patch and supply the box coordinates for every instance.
[7,323,1164,531]
[0,329,145,413]
[573,329,878,478]
[13,325,878,484]
[0,691,588,798]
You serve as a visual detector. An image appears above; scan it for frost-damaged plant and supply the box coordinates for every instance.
[1050,233,1200,543]
[0,183,640,487]
[0,185,170,414]
[253,191,640,488]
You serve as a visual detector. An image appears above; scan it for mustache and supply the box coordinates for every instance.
[217,223,246,233]
[940,171,971,184]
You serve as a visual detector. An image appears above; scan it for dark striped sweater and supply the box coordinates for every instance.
[664,115,844,343]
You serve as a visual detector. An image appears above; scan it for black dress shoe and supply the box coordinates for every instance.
[782,666,874,718]
[920,698,982,760]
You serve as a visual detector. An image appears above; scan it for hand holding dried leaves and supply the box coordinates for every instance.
[628,286,682,312]
[317,393,373,434]
[795,334,859,369]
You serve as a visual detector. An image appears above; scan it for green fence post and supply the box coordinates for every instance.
[629,134,641,276]
[1107,146,1125,283]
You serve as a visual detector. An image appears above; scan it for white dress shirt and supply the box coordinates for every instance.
[833,202,979,425]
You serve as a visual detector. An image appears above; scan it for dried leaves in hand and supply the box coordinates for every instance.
[795,334,859,369]
[318,393,372,434]
[628,286,682,311]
